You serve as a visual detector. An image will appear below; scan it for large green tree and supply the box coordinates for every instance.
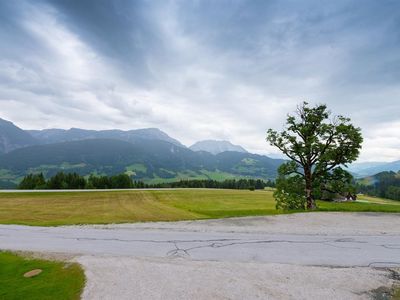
[266,102,363,209]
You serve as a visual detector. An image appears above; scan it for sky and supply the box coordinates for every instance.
[0,0,399,162]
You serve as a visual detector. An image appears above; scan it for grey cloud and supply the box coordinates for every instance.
[44,0,167,86]
[0,0,399,161]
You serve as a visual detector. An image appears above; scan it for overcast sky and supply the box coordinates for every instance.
[0,0,399,162]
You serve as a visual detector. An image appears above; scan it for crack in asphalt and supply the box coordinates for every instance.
[166,242,191,258]
[27,234,399,254]
[50,234,379,256]
[367,262,400,267]
[69,236,339,250]
[72,237,240,244]
[323,243,362,250]
[333,238,368,243]
[67,236,362,245]
[381,244,400,249]
[171,238,373,256]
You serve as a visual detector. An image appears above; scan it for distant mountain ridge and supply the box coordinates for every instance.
[28,127,184,148]
[359,161,400,176]
[190,140,247,155]
[0,118,285,188]
[347,161,400,177]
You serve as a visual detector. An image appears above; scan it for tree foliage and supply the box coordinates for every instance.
[315,167,355,200]
[267,102,363,209]
[18,172,275,191]
[19,172,134,190]
[18,173,46,189]
[274,162,306,210]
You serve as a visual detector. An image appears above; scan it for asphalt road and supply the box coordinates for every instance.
[1,223,400,267]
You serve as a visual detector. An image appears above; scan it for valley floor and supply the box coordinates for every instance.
[1,212,400,299]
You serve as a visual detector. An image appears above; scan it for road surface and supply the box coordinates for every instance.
[1,224,400,267]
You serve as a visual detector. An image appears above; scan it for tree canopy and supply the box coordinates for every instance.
[267,102,363,209]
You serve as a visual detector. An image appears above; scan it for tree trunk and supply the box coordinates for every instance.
[305,168,316,210]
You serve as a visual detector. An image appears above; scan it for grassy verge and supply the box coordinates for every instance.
[0,251,84,300]
[0,189,399,226]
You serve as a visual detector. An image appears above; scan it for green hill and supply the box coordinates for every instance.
[0,139,284,187]
[357,171,400,201]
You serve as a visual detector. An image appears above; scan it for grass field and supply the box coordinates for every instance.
[0,189,399,226]
[0,251,84,300]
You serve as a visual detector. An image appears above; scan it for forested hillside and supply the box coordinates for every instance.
[0,138,284,188]
[357,171,400,200]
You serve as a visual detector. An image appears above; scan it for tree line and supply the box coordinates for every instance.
[18,172,137,189]
[18,172,274,190]
[150,178,274,190]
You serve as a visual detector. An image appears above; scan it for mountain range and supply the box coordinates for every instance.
[0,118,284,188]
[189,140,247,155]
[3,117,394,189]
[27,127,184,148]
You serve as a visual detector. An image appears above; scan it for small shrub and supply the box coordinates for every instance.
[274,189,306,210]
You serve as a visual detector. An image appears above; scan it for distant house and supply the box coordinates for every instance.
[333,193,357,202]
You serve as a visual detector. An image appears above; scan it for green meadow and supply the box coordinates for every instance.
[0,189,399,226]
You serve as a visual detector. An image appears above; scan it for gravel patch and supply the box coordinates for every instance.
[77,255,397,300]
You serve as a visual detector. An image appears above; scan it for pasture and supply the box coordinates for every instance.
[0,189,399,226]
